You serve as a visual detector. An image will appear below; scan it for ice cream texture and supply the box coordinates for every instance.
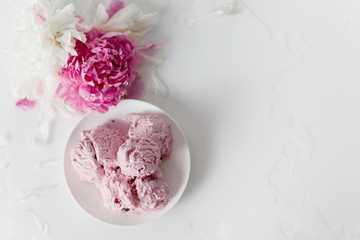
[70,113,172,214]
[126,114,173,160]
[117,137,161,177]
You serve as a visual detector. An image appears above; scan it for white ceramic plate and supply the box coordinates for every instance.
[64,99,190,226]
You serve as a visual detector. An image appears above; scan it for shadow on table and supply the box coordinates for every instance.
[162,96,214,202]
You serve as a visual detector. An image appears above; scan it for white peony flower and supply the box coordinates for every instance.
[11,0,87,115]
[31,0,87,63]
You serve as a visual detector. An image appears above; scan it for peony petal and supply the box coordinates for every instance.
[79,84,102,102]
[48,4,76,31]
[28,209,50,236]
[53,45,69,64]
[129,12,159,38]
[85,27,106,41]
[34,158,61,171]
[101,31,130,39]
[92,3,109,27]
[16,98,36,111]
[106,0,125,19]
[149,64,169,105]
[101,4,142,32]
[0,147,10,172]
[102,86,119,100]
[75,14,85,23]
[33,111,54,145]
[32,5,46,23]
[18,184,57,203]
[136,42,160,56]
[125,74,144,99]
[137,42,160,51]
[131,52,145,69]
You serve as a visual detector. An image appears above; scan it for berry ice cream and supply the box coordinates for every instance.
[102,119,130,136]
[117,137,161,177]
[126,114,173,160]
[70,113,172,215]
[83,126,126,171]
[99,170,137,212]
[135,175,170,213]
[71,138,104,182]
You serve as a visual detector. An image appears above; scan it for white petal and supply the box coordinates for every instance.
[0,148,10,172]
[136,56,169,105]
[11,0,85,115]
[18,184,57,203]
[33,111,54,145]
[56,31,71,45]
[100,4,158,39]
[49,4,76,30]
[34,159,61,171]
[130,12,159,38]
[100,4,142,31]
[28,209,50,236]
[92,3,109,26]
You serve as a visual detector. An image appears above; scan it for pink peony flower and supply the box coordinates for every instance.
[56,28,144,114]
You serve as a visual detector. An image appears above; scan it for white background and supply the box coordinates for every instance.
[1,0,360,239]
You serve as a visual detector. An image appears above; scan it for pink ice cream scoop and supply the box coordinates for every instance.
[99,170,137,213]
[84,126,125,172]
[71,138,104,182]
[102,119,130,136]
[135,174,170,212]
[126,114,173,160]
[117,137,161,177]
[71,113,173,215]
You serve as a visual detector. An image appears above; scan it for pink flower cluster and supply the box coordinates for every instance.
[14,0,160,115]
[56,28,144,114]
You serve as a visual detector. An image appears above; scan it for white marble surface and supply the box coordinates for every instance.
[1,0,360,239]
